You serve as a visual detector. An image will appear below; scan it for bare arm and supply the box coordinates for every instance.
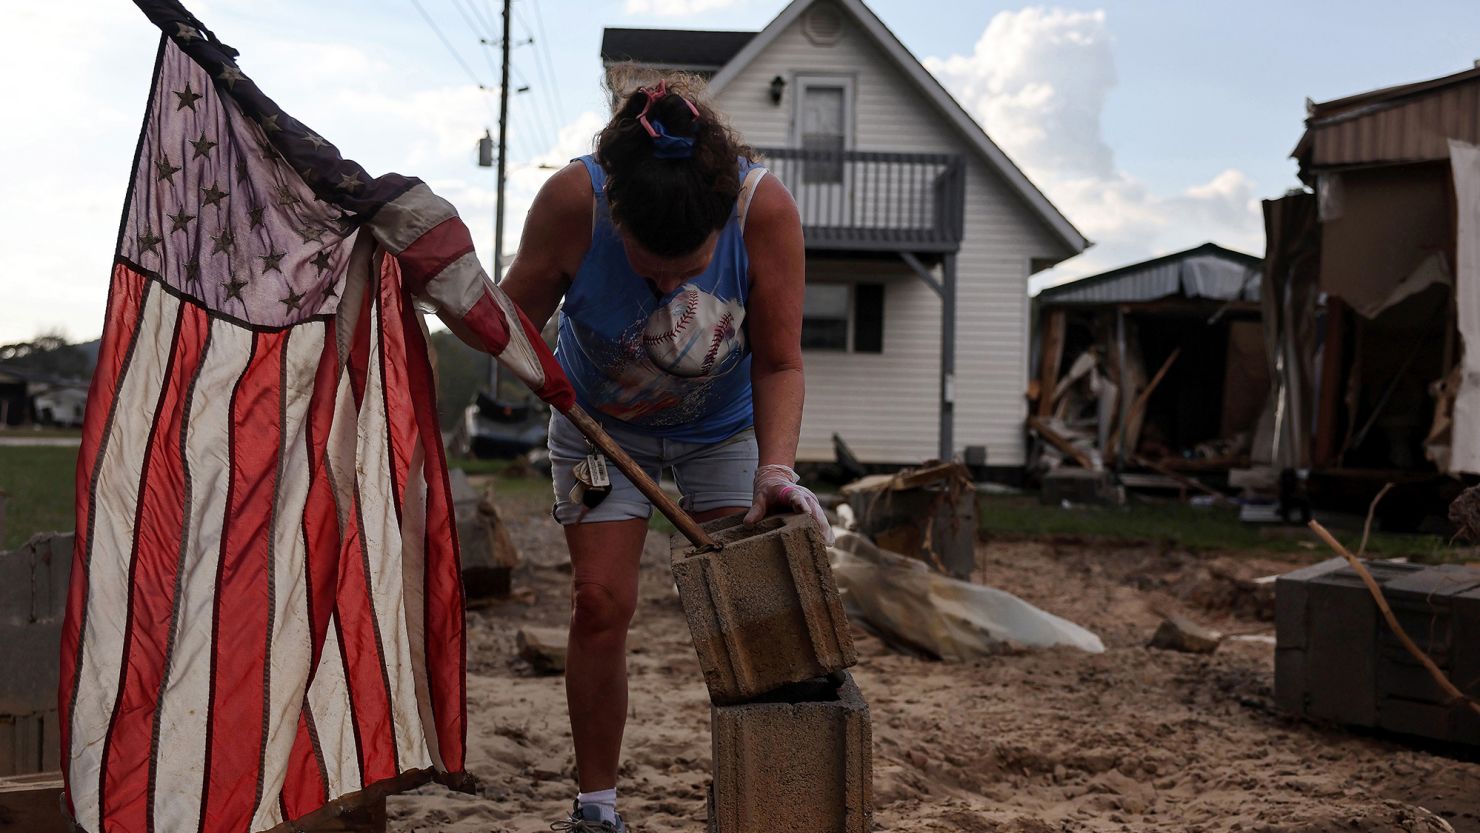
[498,161,593,331]
[744,174,807,468]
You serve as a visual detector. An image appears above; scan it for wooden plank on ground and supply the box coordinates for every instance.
[1028,417,1095,469]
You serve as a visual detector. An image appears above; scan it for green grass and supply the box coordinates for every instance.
[978,494,1459,562]
[1,445,80,549]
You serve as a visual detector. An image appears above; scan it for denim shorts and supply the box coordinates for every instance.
[547,410,758,524]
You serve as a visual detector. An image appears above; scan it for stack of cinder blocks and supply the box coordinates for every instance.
[0,532,72,777]
[670,514,872,833]
[1275,557,1480,745]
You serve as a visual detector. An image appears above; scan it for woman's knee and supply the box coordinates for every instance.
[569,580,637,637]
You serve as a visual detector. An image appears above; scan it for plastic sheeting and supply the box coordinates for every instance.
[827,530,1105,660]
[1449,140,1480,474]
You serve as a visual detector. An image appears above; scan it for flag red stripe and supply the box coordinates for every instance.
[396,273,468,772]
[460,293,576,411]
[61,264,151,816]
[281,707,329,819]
[282,326,339,820]
[301,325,343,679]
[99,301,209,829]
[515,306,577,411]
[395,216,475,293]
[334,303,402,784]
[376,267,414,538]
[199,331,285,833]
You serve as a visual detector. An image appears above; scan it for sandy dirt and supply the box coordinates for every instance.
[387,485,1480,833]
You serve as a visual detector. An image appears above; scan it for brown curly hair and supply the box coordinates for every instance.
[595,70,755,258]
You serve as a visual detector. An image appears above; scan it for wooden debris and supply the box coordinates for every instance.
[1148,613,1222,654]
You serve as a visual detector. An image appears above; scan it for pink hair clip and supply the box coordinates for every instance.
[636,80,701,139]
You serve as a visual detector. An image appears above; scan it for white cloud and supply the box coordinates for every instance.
[924,7,1263,292]
[624,0,742,18]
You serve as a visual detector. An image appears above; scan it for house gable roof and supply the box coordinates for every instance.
[706,0,1089,256]
[601,28,757,71]
[1036,242,1261,306]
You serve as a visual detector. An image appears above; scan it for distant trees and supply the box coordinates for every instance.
[0,332,93,380]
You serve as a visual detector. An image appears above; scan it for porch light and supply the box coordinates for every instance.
[769,75,786,105]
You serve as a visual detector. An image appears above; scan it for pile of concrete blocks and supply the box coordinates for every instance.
[1276,557,1480,745]
[448,469,519,600]
[671,514,872,833]
[0,531,72,777]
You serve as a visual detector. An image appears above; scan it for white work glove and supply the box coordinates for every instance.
[743,464,835,545]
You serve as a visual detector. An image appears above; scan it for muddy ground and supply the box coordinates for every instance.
[387,483,1480,833]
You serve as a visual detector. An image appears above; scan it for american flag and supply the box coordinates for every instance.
[59,2,574,831]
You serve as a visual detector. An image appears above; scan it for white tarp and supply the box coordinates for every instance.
[1449,140,1480,474]
[827,530,1105,659]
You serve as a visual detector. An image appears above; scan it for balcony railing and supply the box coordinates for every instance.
[756,147,966,253]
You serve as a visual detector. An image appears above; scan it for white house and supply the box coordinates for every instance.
[602,0,1087,472]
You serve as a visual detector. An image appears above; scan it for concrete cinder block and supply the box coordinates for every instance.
[0,533,75,627]
[709,672,872,833]
[0,771,69,833]
[670,514,856,705]
[0,623,61,716]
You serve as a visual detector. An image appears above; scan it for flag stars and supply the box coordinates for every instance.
[301,133,327,150]
[175,23,201,41]
[168,209,195,233]
[295,226,323,243]
[183,260,202,284]
[236,160,251,183]
[190,134,217,159]
[201,182,229,207]
[211,228,235,254]
[310,249,333,273]
[136,229,163,255]
[337,171,365,193]
[248,206,266,229]
[280,287,305,312]
[260,249,286,273]
[258,113,282,134]
[274,184,301,207]
[217,65,246,89]
[154,155,182,182]
[223,274,248,302]
[174,83,203,111]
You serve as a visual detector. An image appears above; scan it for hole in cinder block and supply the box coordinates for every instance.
[747,674,844,705]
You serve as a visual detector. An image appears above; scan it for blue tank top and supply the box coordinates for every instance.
[556,155,765,443]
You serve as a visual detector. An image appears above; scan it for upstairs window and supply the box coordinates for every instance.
[800,83,846,184]
[801,282,884,353]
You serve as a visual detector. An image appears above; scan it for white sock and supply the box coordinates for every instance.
[577,788,618,824]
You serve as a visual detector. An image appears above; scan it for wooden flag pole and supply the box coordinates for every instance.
[562,404,718,551]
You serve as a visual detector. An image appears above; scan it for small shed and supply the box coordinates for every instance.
[1032,243,1267,472]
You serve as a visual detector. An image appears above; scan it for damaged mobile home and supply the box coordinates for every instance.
[1258,63,1480,523]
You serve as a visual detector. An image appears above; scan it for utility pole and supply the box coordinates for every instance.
[494,0,512,286]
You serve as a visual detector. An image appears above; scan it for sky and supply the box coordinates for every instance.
[3,0,1479,344]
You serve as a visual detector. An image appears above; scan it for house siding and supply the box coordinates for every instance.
[714,1,1067,465]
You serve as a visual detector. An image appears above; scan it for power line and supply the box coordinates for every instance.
[409,0,499,123]
[510,11,566,154]
[449,0,495,41]
[525,0,567,119]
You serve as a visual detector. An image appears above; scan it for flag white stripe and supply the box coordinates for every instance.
[70,287,180,832]
[356,300,433,771]
[307,616,362,798]
[150,318,253,833]
[399,444,442,770]
[250,327,328,832]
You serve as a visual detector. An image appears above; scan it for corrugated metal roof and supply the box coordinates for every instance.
[1295,63,1480,177]
[1036,243,1262,306]
[601,28,757,70]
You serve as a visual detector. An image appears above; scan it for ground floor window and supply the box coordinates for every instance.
[801,281,884,353]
